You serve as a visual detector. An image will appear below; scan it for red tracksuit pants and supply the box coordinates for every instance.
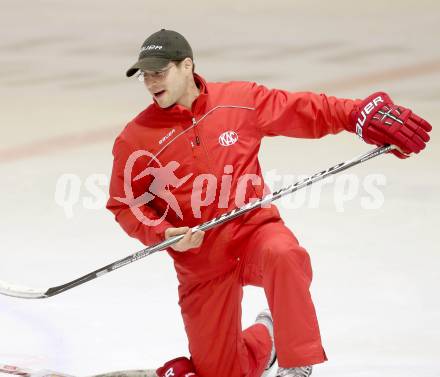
[177,220,327,377]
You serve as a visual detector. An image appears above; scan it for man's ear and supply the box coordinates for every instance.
[183,57,193,72]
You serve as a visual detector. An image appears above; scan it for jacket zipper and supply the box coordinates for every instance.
[146,105,255,165]
[192,117,201,146]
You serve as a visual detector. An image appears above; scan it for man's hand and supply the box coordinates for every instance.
[351,92,432,158]
[165,226,205,252]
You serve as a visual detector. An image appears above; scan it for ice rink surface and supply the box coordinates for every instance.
[0,0,439,376]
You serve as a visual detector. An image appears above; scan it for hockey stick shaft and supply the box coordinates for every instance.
[0,144,393,299]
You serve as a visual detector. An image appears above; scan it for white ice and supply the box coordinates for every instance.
[0,1,439,376]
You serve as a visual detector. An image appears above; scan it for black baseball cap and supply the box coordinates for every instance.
[126,29,193,77]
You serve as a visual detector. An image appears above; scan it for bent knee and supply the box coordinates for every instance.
[264,243,312,273]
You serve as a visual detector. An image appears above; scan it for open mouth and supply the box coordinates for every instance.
[154,90,166,98]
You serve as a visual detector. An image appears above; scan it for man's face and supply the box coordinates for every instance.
[141,59,192,108]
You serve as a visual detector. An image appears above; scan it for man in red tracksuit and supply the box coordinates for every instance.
[106,30,431,377]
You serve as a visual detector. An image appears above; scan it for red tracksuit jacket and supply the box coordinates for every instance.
[106,74,358,284]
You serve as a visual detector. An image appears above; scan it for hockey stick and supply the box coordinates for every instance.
[89,369,157,377]
[0,144,394,299]
[0,363,74,377]
[0,363,157,377]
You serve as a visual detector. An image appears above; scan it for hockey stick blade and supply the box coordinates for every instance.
[0,363,157,377]
[89,369,157,377]
[0,363,74,377]
[0,281,48,299]
[0,144,394,299]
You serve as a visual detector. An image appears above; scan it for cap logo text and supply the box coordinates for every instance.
[141,45,163,52]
